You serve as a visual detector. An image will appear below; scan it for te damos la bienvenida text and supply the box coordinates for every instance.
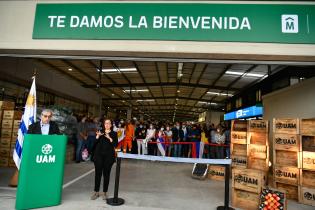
[48,15,252,30]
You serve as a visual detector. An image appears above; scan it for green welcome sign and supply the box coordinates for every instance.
[33,3,315,44]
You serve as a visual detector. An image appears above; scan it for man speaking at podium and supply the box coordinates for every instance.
[28,109,60,135]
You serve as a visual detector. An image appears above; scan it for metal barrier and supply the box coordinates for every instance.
[107,152,234,210]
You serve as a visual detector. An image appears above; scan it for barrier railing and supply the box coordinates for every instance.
[107,152,234,210]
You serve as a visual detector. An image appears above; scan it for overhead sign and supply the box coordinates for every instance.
[33,3,315,44]
[224,105,263,120]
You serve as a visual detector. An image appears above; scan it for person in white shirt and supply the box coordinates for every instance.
[145,124,156,155]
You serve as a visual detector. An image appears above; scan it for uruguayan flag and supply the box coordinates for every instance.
[13,77,37,169]
[157,136,166,157]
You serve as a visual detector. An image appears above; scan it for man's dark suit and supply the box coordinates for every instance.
[27,121,60,135]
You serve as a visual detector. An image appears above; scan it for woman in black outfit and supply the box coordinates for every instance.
[91,119,118,200]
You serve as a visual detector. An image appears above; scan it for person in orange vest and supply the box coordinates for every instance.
[123,120,135,153]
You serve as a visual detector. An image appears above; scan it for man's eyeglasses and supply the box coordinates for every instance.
[42,115,52,118]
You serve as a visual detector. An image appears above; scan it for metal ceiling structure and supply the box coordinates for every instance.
[35,58,284,121]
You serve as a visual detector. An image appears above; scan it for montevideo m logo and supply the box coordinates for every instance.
[36,144,56,163]
[281,15,298,33]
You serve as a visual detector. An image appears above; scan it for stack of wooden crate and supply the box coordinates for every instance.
[231,120,269,210]
[231,120,248,169]
[0,101,16,167]
[247,120,269,172]
[232,168,267,209]
[299,118,315,207]
[273,118,300,201]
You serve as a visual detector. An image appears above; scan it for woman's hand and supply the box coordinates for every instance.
[96,130,104,139]
[105,132,113,143]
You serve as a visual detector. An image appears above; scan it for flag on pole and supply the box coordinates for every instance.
[13,77,37,169]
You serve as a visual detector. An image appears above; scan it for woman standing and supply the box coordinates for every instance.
[91,119,118,200]
[146,123,156,156]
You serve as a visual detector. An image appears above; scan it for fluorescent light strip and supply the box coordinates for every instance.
[136,99,155,102]
[207,91,233,97]
[124,89,149,92]
[226,70,265,78]
[225,71,243,76]
[97,67,137,73]
[198,101,217,105]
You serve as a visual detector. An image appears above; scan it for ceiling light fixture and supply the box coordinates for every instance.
[68,68,72,71]
[226,70,265,78]
[97,67,137,73]
[198,101,218,105]
[136,99,155,102]
[207,91,233,97]
[124,89,149,92]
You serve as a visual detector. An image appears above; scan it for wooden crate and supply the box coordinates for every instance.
[0,147,10,157]
[207,165,225,181]
[248,157,269,172]
[0,101,15,110]
[12,129,18,138]
[231,131,247,144]
[274,150,301,168]
[232,120,248,132]
[248,120,268,133]
[0,138,11,148]
[231,143,247,157]
[13,120,20,129]
[232,168,266,193]
[301,135,315,152]
[2,110,14,119]
[274,133,300,151]
[274,182,298,200]
[231,155,247,168]
[299,186,315,207]
[248,144,268,159]
[247,132,268,145]
[273,118,299,134]
[302,151,315,171]
[274,166,300,186]
[300,118,315,136]
[300,169,315,188]
[0,157,9,167]
[1,128,12,138]
[232,188,260,210]
[1,119,13,129]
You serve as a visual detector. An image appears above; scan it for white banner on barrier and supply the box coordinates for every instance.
[116,152,232,165]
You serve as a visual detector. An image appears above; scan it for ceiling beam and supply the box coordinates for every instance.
[155,61,166,105]
[83,82,238,91]
[191,64,232,109]
[102,96,223,104]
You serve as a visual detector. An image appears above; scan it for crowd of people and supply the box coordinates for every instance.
[74,116,231,163]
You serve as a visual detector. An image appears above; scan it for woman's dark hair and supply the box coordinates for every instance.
[101,118,113,131]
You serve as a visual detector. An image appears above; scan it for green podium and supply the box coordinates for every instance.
[16,134,67,210]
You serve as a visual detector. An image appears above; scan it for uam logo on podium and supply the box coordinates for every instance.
[36,144,56,163]
[281,15,298,33]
